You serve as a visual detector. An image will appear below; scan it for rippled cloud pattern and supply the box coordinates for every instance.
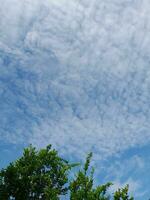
[0,1,150,198]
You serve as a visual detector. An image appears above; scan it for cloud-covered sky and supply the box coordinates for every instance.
[1,0,150,198]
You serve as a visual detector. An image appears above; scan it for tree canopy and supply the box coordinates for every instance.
[0,145,134,200]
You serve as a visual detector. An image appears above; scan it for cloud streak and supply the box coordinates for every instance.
[0,0,150,163]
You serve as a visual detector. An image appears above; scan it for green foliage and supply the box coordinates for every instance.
[0,144,74,200]
[113,185,134,200]
[0,145,134,200]
[70,152,112,200]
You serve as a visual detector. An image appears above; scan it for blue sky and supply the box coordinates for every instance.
[0,0,150,198]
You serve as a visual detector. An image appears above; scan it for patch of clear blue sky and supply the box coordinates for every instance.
[0,143,25,168]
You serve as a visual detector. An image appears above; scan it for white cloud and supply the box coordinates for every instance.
[103,155,146,198]
[1,0,150,162]
[109,179,141,198]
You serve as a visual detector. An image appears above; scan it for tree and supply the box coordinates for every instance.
[0,144,134,200]
[113,185,134,200]
[0,144,75,200]
[70,152,112,200]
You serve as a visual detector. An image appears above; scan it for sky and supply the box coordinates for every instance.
[0,0,150,199]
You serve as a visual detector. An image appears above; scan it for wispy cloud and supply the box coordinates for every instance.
[104,155,147,198]
[0,0,150,163]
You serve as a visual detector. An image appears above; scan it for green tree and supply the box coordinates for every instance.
[70,152,112,200]
[0,144,135,200]
[0,145,75,200]
[113,185,134,200]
